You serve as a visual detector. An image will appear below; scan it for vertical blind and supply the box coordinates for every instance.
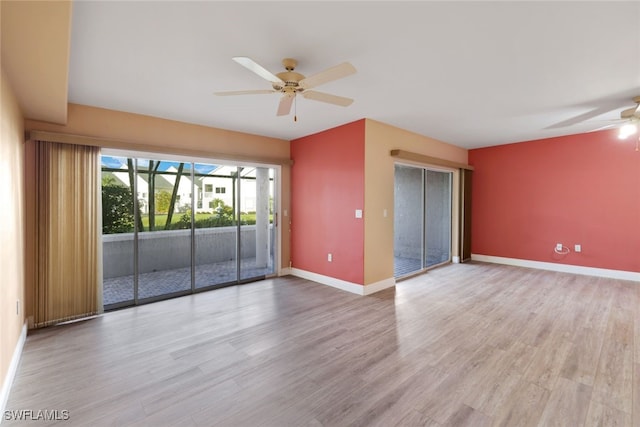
[33,141,102,327]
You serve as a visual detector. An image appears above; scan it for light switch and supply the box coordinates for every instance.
[355,209,363,218]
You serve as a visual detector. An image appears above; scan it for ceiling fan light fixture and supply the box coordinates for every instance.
[618,122,638,139]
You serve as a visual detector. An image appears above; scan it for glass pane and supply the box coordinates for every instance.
[240,166,275,281]
[394,165,424,277]
[194,163,238,288]
[101,155,135,307]
[137,158,193,299]
[425,170,452,267]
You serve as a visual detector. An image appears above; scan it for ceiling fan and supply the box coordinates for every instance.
[592,95,640,141]
[616,96,640,140]
[215,57,356,120]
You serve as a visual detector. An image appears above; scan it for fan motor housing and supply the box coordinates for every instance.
[273,71,305,92]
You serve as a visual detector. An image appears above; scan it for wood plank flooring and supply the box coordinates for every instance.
[4,262,639,426]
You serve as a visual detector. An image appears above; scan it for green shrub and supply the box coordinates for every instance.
[102,184,135,234]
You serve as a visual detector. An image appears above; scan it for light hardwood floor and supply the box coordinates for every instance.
[5,262,639,426]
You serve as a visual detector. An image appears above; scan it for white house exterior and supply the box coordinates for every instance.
[105,161,270,215]
[197,166,259,213]
[111,164,199,214]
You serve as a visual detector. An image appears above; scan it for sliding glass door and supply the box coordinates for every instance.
[101,155,135,307]
[240,166,275,281]
[393,164,452,278]
[194,163,239,289]
[425,170,452,268]
[137,157,193,301]
[101,154,278,310]
[393,165,424,276]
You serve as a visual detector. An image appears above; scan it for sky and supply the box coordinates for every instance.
[101,156,218,174]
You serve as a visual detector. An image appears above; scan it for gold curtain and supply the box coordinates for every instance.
[34,141,102,327]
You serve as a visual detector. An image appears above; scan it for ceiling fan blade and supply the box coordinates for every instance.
[232,57,284,84]
[589,123,619,132]
[214,89,276,96]
[277,94,294,116]
[302,90,353,107]
[633,96,640,115]
[299,62,356,90]
[621,106,640,119]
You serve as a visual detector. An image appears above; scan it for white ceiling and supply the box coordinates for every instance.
[69,1,640,149]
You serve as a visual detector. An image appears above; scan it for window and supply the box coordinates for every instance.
[215,187,226,194]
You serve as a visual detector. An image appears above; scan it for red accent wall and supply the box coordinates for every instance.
[291,120,365,284]
[469,129,640,272]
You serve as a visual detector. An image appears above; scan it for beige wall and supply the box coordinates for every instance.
[25,104,290,161]
[1,0,71,124]
[363,119,468,285]
[0,68,26,398]
[25,104,292,312]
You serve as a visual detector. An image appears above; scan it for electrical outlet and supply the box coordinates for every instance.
[328,253,332,262]
[556,243,563,251]
[574,244,581,253]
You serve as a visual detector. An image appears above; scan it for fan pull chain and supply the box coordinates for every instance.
[294,95,297,122]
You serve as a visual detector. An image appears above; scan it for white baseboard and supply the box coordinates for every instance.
[471,254,640,282]
[278,267,292,276]
[290,268,365,294]
[289,268,395,295]
[1,323,27,420]
[363,277,396,295]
